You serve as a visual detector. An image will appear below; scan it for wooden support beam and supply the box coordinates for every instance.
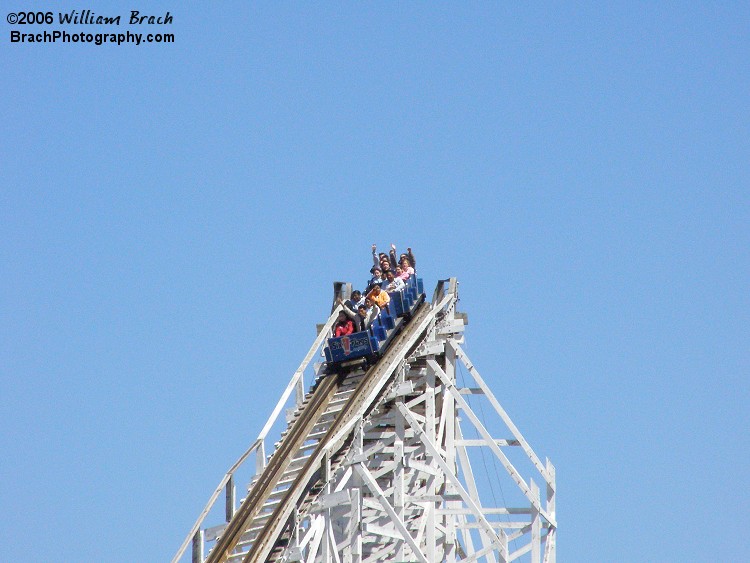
[354,463,430,563]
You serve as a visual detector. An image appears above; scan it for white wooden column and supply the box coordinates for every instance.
[443,342,459,563]
[394,404,406,562]
[531,479,541,563]
[545,459,556,563]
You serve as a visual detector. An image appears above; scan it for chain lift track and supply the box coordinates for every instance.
[174,279,557,563]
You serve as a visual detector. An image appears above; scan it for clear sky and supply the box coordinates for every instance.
[1,3,748,561]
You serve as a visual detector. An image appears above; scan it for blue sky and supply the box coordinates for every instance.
[1,3,748,561]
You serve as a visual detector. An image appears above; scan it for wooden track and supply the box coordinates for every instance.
[205,372,341,563]
[205,301,433,563]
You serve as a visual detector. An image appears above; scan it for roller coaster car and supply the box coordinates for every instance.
[324,276,425,373]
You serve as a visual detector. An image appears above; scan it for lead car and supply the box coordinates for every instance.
[323,275,425,374]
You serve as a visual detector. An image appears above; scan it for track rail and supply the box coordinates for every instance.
[246,300,437,562]
[205,372,342,563]
[204,293,447,563]
[172,305,345,563]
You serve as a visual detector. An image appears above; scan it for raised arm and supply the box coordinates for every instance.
[337,298,358,320]
[366,305,381,328]
[389,243,398,270]
[407,247,416,269]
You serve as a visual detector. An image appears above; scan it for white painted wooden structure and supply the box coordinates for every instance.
[173,279,556,562]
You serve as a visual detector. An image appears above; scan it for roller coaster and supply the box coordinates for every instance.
[173,278,557,563]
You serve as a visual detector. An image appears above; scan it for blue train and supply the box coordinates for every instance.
[324,275,425,371]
